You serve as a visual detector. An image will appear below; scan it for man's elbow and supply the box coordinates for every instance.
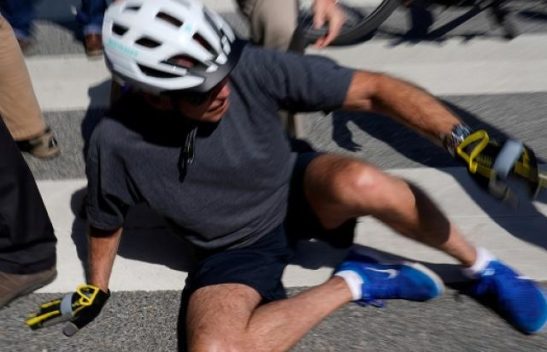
[342,70,384,111]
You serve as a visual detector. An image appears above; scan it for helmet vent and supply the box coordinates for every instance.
[203,9,222,38]
[136,37,161,48]
[112,23,128,36]
[138,64,179,79]
[156,11,183,28]
[125,5,141,12]
[164,55,205,70]
[193,33,216,57]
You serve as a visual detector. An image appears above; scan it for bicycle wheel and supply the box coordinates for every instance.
[297,0,401,46]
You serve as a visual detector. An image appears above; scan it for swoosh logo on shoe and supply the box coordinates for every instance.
[365,267,399,279]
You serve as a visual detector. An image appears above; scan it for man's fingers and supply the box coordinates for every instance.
[314,37,327,48]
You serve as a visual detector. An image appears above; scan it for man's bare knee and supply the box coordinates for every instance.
[309,156,396,209]
[305,155,409,230]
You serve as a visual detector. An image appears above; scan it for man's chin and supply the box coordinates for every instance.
[202,101,229,122]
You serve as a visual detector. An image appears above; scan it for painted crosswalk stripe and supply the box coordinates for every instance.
[309,32,547,95]
[26,33,547,112]
[36,166,547,293]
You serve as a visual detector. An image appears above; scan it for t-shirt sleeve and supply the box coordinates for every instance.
[85,119,138,230]
[246,47,355,112]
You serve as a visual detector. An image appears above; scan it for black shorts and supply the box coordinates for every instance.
[183,223,290,302]
[183,152,356,302]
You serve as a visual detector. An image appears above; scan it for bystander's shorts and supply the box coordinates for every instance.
[183,151,357,302]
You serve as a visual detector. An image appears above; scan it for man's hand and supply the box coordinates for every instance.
[313,0,346,48]
[26,284,110,336]
[453,130,544,203]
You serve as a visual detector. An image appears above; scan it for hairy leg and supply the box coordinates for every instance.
[304,154,476,266]
[186,279,351,352]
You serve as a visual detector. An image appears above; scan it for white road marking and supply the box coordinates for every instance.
[309,33,547,95]
[35,167,547,293]
[24,33,547,112]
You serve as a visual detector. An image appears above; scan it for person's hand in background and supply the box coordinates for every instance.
[312,0,346,47]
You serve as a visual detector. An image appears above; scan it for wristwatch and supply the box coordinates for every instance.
[443,123,472,157]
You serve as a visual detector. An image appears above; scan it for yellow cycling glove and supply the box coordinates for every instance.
[26,284,110,337]
[448,127,545,203]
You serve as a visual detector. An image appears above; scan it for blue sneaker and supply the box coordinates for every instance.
[335,251,444,306]
[468,260,547,334]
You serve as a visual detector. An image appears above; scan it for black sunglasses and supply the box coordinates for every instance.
[171,79,227,106]
[178,90,215,106]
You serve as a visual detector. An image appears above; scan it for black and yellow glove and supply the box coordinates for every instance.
[451,128,545,203]
[25,284,110,336]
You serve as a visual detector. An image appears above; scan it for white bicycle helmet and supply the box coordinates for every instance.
[102,0,245,94]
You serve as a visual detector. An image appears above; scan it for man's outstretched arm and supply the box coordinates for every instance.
[341,70,545,202]
[342,70,460,146]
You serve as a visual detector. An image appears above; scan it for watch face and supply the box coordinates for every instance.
[453,124,472,142]
[444,123,471,156]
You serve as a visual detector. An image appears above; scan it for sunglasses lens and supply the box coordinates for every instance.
[174,79,227,106]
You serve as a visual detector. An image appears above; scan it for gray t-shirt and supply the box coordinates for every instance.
[86,44,354,250]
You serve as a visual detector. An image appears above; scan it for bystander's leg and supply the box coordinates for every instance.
[0,118,57,308]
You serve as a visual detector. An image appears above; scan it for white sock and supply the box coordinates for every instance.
[462,247,496,278]
[335,270,364,301]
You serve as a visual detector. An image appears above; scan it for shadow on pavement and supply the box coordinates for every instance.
[381,0,521,44]
[81,80,111,156]
[70,188,197,278]
[518,9,547,23]
[329,100,547,251]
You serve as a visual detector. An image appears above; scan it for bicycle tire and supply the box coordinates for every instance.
[297,0,401,46]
